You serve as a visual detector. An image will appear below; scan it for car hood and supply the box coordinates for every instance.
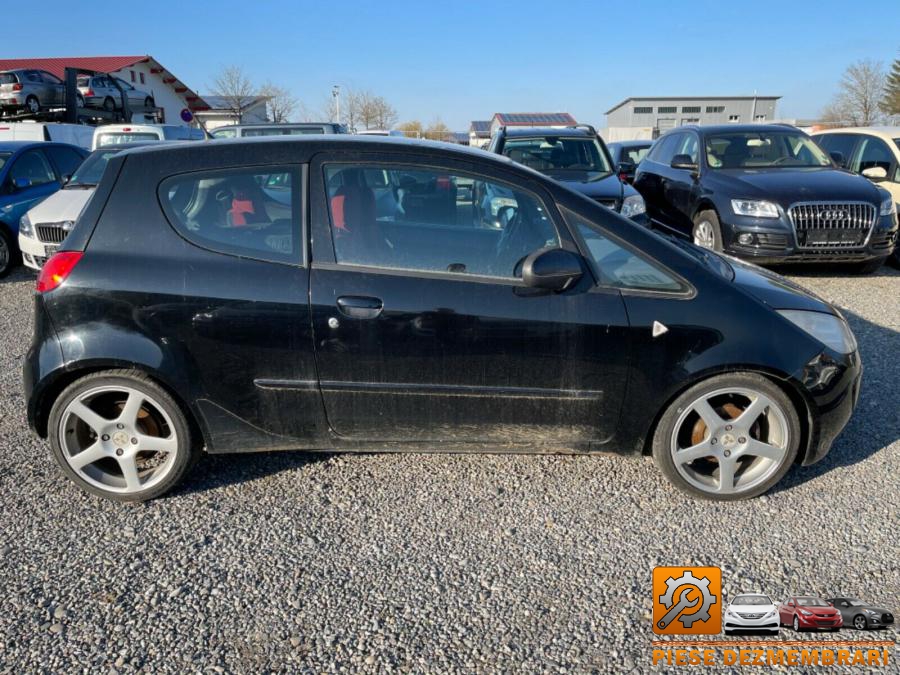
[26,187,94,224]
[708,167,881,206]
[726,256,833,313]
[542,170,625,200]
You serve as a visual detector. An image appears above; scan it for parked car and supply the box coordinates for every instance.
[0,122,94,150]
[0,69,66,116]
[210,122,347,139]
[779,596,842,632]
[724,594,780,635]
[76,75,154,112]
[488,125,649,225]
[827,598,895,630]
[91,124,204,150]
[0,141,87,276]
[19,143,155,270]
[25,137,862,502]
[632,124,898,272]
[608,140,654,183]
[812,126,900,267]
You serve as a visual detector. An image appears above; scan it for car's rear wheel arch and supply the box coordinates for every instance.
[36,363,207,453]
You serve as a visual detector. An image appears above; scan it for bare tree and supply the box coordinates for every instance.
[396,120,423,138]
[821,59,887,127]
[210,65,257,124]
[372,96,398,130]
[258,82,298,123]
[424,118,452,142]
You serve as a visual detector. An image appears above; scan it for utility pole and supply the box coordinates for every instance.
[332,85,341,123]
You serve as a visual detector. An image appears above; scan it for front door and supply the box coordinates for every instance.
[308,153,631,444]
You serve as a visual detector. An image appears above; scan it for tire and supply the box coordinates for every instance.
[853,615,868,630]
[25,95,40,114]
[144,96,155,109]
[853,257,886,274]
[103,96,116,112]
[0,227,17,278]
[793,616,801,632]
[651,372,801,500]
[48,369,197,502]
[691,209,723,251]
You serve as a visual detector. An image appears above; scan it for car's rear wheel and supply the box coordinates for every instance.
[853,615,867,630]
[652,373,800,500]
[48,370,197,501]
[25,95,40,114]
[103,96,116,112]
[692,209,723,251]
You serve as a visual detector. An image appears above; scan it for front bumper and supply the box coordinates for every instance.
[796,613,843,630]
[724,613,780,632]
[18,234,59,270]
[722,213,897,264]
[795,348,863,466]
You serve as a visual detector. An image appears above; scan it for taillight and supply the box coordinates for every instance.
[12,83,23,91]
[85,89,94,96]
[36,252,82,293]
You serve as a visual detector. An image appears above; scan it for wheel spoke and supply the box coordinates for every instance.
[136,433,177,454]
[735,395,769,429]
[692,398,722,430]
[69,441,107,469]
[118,456,142,491]
[676,440,716,465]
[118,392,145,428]
[68,400,110,433]
[717,458,736,493]
[741,438,784,462]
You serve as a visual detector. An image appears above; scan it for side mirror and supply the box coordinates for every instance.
[521,248,583,292]
[670,154,698,171]
[829,151,845,167]
[61,174,72,185]
[12,177,32,190]
[861,166,887,180]
[617,161,635,181]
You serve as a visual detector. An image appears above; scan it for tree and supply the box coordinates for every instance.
[372,96,398,130]
[396,120,423,138]
[821,59,887,127]
[424,119,452,142]
[258,82,298,123]
[210,65,257,124]
[882,56,900,117]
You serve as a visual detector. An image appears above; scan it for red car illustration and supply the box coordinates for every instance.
[779,596,843,631]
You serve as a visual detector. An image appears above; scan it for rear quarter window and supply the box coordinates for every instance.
[159,166,301,264]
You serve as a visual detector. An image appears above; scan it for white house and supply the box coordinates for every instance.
[194,95,270,131]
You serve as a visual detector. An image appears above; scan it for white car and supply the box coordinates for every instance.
[723,593,780,635]
[19,143,148,269]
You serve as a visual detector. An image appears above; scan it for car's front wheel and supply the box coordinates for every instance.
[692,209,723,251]
[793,616,801,632]
[48,370,197,501]
[652,373,801,500]
[853,615,868,630]
[0,228,15,278]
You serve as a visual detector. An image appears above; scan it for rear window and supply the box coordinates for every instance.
[0,73,19,84]
[96,132,161,147]
[159,166,300,263]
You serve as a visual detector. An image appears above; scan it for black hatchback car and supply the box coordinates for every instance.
[633,125,898,271]
[24,137,862,502]
[488,125,649,225]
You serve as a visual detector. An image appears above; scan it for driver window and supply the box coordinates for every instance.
[677,134,699,164]
[323,164,559,279]
[10,150,56,188]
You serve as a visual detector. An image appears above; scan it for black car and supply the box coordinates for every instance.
[633,124,898,271]
[24,137,862,502]
[488,125,649,225]
[607,140,654,183]
[827,598,894,630]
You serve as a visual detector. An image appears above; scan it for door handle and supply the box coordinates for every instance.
[336,295,383,319]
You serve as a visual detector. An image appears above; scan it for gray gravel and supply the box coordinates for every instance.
[0,264,897,673]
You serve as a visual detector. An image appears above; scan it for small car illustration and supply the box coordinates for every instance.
[779,596,842,631]
[828,597,895,630]
[723,593,780,635]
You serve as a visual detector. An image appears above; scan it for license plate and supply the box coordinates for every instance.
[806,230,861,245]
[44,244,60,257]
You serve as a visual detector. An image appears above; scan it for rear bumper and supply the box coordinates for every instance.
[23,295,65,436]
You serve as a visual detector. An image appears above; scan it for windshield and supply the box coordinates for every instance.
[706,131,831,169]
[96,132,161,147]
[0,152,10,171]
[67,148,120,187]
[503,136,612,176]
[733,595,771,606]
[796,597,830,607]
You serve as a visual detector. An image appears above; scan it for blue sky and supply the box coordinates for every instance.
[5,0,899,129]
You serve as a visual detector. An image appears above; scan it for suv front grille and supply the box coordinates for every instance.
[788,202,876,249]
[36,223,69,244]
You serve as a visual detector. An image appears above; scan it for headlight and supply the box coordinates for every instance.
[777,309,857,354]
[799,609,813,616]
[19,213,34,238]
[879,196,896,217]
[764,609,777,619]
[731,199,780,218]
[864,609,879,616]
[621,194,646,218]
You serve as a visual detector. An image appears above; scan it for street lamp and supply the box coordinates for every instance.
[332,85,340,123]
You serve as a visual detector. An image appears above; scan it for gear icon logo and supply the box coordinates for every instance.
[652,567,722,635]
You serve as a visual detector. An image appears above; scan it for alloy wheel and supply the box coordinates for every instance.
[0,237,9,271]
[854,615,867,630]
[57,385,180,494]
[669,387,790,495]
[793,616,800,632]
[26,96,40,114]
[693,220,716,249]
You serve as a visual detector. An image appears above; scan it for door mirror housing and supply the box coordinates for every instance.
[861,166,887,180]
[829,151,845,167]
[521,248,583,292]
[670,154,698,171]
[12,177,32,190]
[61,174,72,185]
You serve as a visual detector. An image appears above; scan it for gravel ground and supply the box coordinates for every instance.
[0,264,897,673]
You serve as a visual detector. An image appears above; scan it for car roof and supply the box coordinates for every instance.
[0,140,70,152]
[673,124,803,135]
[812,126,900,137]
[216,122,339,130]
[500,126,594,138]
